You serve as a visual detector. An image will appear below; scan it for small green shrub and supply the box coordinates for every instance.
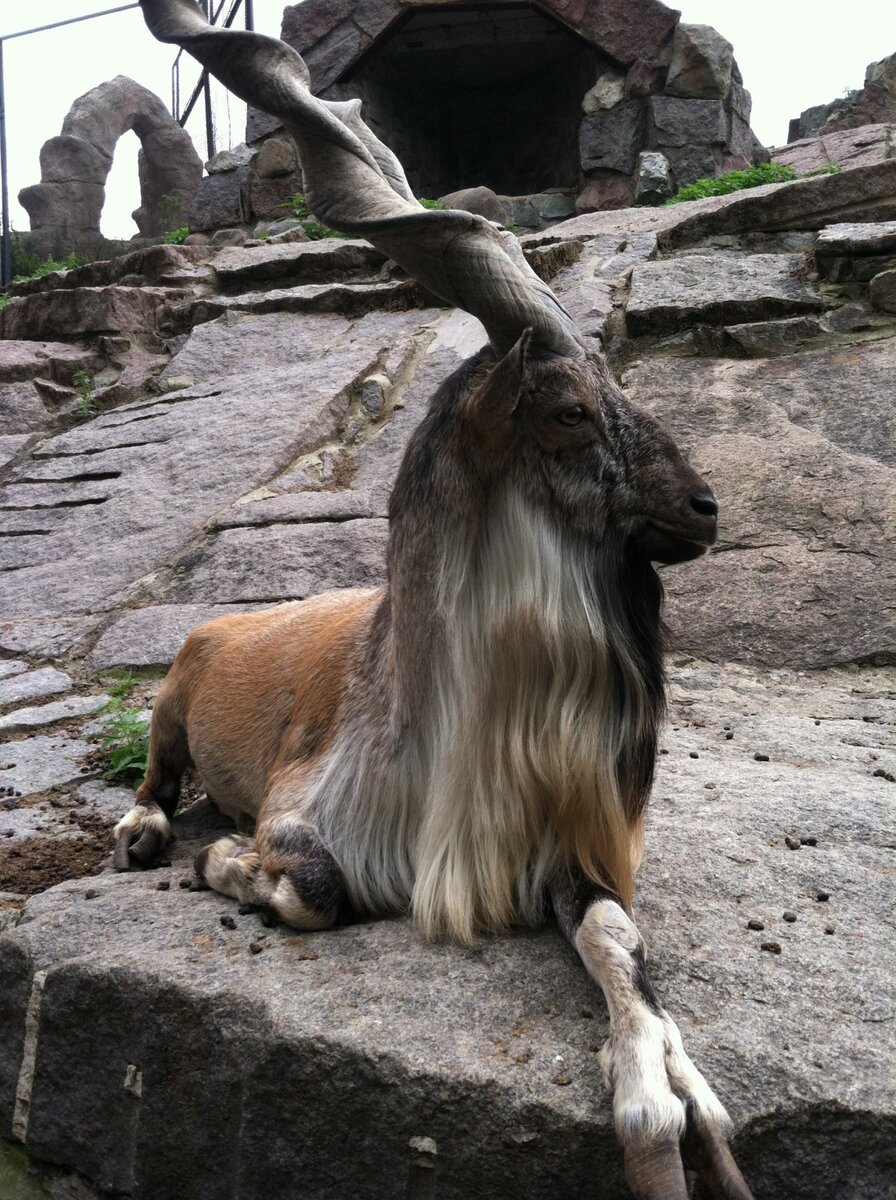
[94,673,150,786]
[665,163,797,205]
[158,193,186,236]
[276,193,343,239]
[72,369,95,419]
[418,198,446,210]
[162,226,190,245]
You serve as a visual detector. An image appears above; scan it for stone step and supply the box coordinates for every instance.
[626,252,823,336]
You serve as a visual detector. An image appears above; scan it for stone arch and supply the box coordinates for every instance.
[19,76,202,258]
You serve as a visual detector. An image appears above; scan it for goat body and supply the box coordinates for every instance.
[120,6,756,1194]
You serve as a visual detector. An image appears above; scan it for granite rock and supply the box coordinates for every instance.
[580,101,646,174]
[626,253,823,336]
[0,663,891,1199]
[664,24,734,100]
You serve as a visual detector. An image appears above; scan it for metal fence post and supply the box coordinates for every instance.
[0,38,11,287]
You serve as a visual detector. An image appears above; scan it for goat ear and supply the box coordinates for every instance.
[467,328,532,443]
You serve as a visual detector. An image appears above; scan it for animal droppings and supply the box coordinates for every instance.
[747,919,765,931]
[754,753,770,762]
[760,941,782,954]
[237,904,253,915]
[84,889,99,900]
[248,941,265,954]
[800,836,818,847]
[816,891,831,902]
[785,836,801,850]
[825,925,835,935]
[873,768,895,782]
[783,911,797,923]
[179,878,192,889]
[552,1075,572,1086]
[689,752,699,759]
[156,880,170,891]
[725,732,734,740]
[220,914,237,929]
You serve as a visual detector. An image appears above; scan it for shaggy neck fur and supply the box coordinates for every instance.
[306,484,665,944]
[412,488,665,942]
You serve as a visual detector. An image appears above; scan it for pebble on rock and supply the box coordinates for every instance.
[84,889,99,900]
[249,942,265,955]
[783,911,797,923]
[747,918,765,931]
[825,925,835,935]
[689,752,699,759]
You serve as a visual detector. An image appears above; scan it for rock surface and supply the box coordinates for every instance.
[1,153,895,1200]
[626,252,823,335]
[0,664,893,1200]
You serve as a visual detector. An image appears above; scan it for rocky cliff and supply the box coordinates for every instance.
[0,164,894,1199]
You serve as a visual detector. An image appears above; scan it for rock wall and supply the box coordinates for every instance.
[0,164,894,1198]
[788,51,896,143]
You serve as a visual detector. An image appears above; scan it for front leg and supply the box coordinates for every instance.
[550,868,753,1200]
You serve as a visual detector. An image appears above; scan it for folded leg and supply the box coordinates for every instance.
[195,820,346,930]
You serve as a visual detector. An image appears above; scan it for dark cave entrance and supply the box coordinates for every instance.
[344,4,605,198]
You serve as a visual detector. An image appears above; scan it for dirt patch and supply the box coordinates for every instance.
[0,811,114,895]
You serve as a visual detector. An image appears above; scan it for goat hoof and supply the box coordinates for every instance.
[112,806,171,871]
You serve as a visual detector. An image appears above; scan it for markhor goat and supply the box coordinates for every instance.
[115,4,754,1197]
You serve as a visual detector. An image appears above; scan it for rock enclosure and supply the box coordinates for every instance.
[0,160,894,1197]
[193,1,764,235]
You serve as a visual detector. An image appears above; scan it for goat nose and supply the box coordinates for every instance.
[690,493,718,518]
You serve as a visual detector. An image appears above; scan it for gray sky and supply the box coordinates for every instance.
[3,1,894,239]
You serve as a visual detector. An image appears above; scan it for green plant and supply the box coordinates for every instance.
[665,162,797,205]
[276,193,344,239]
[163,225,190,245]
[72,369,95,419]
[94,673,150,786]
[417,197,446,210]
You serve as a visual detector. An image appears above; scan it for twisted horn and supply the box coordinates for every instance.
[140,0,585,359]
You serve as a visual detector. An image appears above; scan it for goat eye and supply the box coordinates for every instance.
[557,406,586,427]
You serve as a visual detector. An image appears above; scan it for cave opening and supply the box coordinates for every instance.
[344,4,606,198]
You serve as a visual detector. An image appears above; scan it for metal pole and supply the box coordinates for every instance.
[1,5,140,42]
[245,0,255,32]
[0,39,11,288]
[201,1,215,158]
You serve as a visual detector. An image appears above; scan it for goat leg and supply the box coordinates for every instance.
[682,1114,753,1200]
[112,802,171,870]
[551,867,754,1200]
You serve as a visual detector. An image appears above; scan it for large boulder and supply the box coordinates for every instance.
[664,23,735,100]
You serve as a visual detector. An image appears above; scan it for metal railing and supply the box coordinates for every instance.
[0,0,255,287]
[172,0,254,161]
